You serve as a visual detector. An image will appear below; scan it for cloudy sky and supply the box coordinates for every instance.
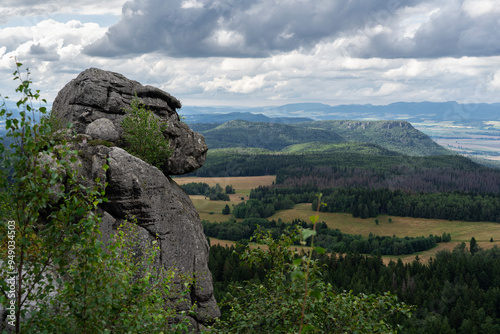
[1,0,500,108]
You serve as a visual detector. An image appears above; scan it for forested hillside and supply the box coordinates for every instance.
[199,120,345,150]
[191,119,452,156]
[188,148,483,178]
[297,120,450,156]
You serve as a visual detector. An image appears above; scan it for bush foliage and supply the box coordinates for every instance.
[0,63,190,333]
[213,230,413,333]
[121,97,172,169]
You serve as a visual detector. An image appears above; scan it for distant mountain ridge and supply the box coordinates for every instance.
[298,120,449,156]
[182,101,500,124]
[194,119,450,157]
[183,111,312,124]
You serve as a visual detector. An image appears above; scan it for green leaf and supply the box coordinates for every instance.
[302,228,316,241]
[301,324,316,333]
[309,289,322,300]
[314,246,326,254]
[291,270,305,281]
[309,215,318,224]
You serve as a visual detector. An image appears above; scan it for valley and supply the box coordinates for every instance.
[175,175,500,264]
[414,121,500,165]
[173,116,500,332]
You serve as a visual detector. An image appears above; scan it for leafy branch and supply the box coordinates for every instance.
[121,96,172,169]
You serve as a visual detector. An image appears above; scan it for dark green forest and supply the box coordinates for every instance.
[209,242,500,333]
[216,184,500,222]
[189,149,483,177]
[180,182,234,201]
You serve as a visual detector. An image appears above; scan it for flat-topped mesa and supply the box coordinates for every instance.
[52,67,207,175]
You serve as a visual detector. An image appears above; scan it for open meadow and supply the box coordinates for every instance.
[174,175,500,263]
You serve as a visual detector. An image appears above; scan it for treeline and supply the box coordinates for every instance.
[188,150,482,178]
[189,150,500,195]
[230,185,317,218]
[209,244,500,333]
[179,182,234,201]
[315,227,448,255]
[247,184,500,222]
[277,165,500,194]
[316,188,500,222]
[232,196,296,218]
[202,217,446,256]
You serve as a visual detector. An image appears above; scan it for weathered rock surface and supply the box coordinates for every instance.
[50,69,219,331]
[76,145,219,328]
[52,67,207,175]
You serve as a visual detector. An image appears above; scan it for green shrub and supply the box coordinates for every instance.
[121,97,172,169]
[27,222,192,333]
[0,61,103,333]
[41,110,66,135]
[213,230,413,333]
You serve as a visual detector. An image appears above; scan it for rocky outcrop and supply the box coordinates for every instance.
[51,69,219,331]
[52,68,207,175]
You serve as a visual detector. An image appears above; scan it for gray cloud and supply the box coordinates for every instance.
[83,0,416,58]
[83,0,500,59]
[29,43,61,61]
[351,1,500,58]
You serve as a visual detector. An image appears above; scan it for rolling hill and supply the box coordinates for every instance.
[199,120,345,151]
[195,119,451,156]
[297,120,450,156]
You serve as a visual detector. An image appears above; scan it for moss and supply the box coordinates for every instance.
[88,139,115,147]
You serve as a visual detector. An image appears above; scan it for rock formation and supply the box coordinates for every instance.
[52,67,207,175]
[51,69,218,331]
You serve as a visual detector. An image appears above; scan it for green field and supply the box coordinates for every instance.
[174,176,500,263]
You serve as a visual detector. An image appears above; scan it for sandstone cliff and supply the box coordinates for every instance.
[51,68,218,330]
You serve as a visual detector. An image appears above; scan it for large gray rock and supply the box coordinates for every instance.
[52,68,207,175]
[85,118,120,142]
[48,69,219,331]
[74,141,220,331]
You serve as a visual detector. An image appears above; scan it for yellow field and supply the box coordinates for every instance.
[174,175,276,221]
[272,203,500,243]
[176,176,500,263]
[271,203,500,264]
[173,175,275,197]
